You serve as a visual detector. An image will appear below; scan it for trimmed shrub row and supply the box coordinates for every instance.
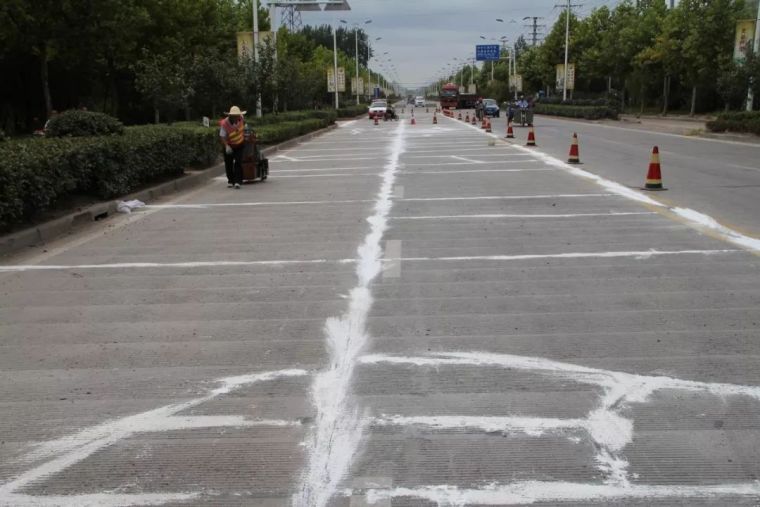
[46,110,125,137]
[336,104,368,118]
[706,111,760,136]
[0,115,333,231]
[534,103,618,120]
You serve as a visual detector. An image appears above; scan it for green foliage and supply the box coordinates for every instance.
[534,103,618,120]
[46,110,125,137]
[706,111,760,135]
[337,105,369,118]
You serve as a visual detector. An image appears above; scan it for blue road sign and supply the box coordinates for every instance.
[476,44,500,61]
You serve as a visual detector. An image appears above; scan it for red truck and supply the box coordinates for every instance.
[439,82,478,110]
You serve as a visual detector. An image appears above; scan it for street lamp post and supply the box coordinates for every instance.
[252,0,262,118]
[341,19,372,105]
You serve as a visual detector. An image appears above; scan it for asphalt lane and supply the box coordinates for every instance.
[1,110,759,506]
[485,112,760,238]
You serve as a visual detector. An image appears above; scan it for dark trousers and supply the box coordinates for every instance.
[224,145,244,184]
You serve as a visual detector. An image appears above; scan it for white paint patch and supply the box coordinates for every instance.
[390,212,655,220]
[359,350,760,490]
[272,155,301,161]
[294,121,406,507]
[671,207,760,251]
[364,481,760,506]
[276,166,377,173]
[0,369,308,504]
[399,193,617,202]
[373,415,586,437]
[402,160,539,167]
[276,172,380,178]
[0,258,355,272]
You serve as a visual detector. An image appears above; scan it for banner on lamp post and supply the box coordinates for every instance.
[236,32,273,59]
[555,63,575,91]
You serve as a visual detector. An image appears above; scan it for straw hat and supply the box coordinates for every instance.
[225,105,246,115]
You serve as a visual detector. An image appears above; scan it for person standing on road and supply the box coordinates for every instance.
[219,106,246,189]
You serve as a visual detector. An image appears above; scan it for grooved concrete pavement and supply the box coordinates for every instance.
[1,111,759,506]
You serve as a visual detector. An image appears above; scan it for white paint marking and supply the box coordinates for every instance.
[0,259,355,273]
[373,415,586,436]
[450,155,484,164]
[399,193,616,202]
[392,249,738,263]
[273,155,301,162]
[403,160,539,167]
[391,212,655,220]
[0,369,308,504]
[364,482,760,505]
[401,168,553,175]
[276,173,380,178]
[294,121,406,507]
[146,199,373,209]
[0,492,199,507]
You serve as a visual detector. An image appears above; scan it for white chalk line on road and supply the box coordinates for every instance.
[400,168,554,175]
[146,199,374,209]
[359,350,760,502]
[293,120,406,507]
[445,114,760,252]
[390,212,656,220]
[401,159,540,167]
[0,369,309,506]
[275,172,380,178]
[0,249,737,272]
[399,193,617,202]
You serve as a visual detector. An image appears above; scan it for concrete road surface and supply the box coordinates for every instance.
[1,109,759,506]
[486,112,760,239]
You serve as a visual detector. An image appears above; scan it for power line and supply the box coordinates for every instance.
[522,16,546,46]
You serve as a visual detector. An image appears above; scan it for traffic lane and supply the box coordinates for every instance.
[0,122,398,504]
[346,115,760,504]
[488,113,760,237]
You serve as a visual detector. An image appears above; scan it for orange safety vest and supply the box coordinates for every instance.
[221,117,245,147]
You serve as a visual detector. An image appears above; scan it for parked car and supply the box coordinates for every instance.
[368,100,388,119]
[415,96,426,107]
[483,98,500,117]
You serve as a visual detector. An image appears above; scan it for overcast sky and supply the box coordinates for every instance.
[290,0,628,90]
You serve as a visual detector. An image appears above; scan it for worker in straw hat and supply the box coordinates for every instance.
[219,105,247,189]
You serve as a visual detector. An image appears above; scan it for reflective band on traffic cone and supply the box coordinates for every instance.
[471,115,476,126]
[568,132,580,163]
[645,146,664,190]
[526,126,536,146]
[506,122,514,139]
[485,118,492,133]
[465,113,470,123]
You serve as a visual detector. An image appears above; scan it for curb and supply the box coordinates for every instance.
[0,123,338,257]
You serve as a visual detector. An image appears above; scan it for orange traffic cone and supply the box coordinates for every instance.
[481,117,487,129]
[485,118,492,133]
[465,113,470,123]
[458,112,463,121]
[567,133,580,163]
[471,115,477,126]
[506,122,514,139]
[433,114,438,125]
[411,115,416,125]
[644,146,665,190]
[526,126,536,146]
[374,116,379,126]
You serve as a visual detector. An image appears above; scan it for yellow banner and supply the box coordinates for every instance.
[734,20,756,61]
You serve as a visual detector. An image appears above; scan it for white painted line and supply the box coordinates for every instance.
[383,240,402,279]
[391,212,656,220]
[399,193,617,202]
[0,492,199,506]
[276,166,377,173]
[295,121,407,507]
[450,155,484,164]
[272,155,301,162]
[364,482,760,505]
[391,249,738,263]
[0,258,355,272]
[281,156,378,162]
[146,199,373,209]
[401,168,554,175]
[0,369,308,503]
[446,114,760,252]
[403,160,539,167]
[373,415,586,436]
[276,173,380,178]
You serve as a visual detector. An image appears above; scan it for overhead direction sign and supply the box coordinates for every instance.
[476,44,500,61]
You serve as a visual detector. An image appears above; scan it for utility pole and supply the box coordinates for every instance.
[252,0,262,117]
[332,26,339,109]
[522,17,545,46]
[555,0,582,101]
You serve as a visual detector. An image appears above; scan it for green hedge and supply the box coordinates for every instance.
[336,105,368,118]
[706,111,760,136]
[534,103,618,120]
[0,115,334,231]
[46,110,125,137]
